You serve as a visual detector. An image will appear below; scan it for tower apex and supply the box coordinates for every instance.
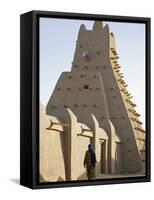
[93,21,104,30]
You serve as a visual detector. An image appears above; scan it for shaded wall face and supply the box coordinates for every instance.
[46,72,108,123]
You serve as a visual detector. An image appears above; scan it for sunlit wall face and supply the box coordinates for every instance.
[39,18,145,128]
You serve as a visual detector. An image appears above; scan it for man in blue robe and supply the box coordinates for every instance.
[83,144,97,180]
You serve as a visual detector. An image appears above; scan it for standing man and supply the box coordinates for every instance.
[83,144,97,180]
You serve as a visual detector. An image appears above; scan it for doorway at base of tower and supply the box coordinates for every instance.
[115,142,122,174]
[100,140,106,174]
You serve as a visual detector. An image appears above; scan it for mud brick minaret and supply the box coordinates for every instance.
[43,21,145,181]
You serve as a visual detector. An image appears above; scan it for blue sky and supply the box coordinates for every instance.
[39,18,145,128]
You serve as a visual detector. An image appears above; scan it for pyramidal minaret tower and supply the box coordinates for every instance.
[46,21,145,175]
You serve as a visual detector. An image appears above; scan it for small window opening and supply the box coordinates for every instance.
[83,84,89,89]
